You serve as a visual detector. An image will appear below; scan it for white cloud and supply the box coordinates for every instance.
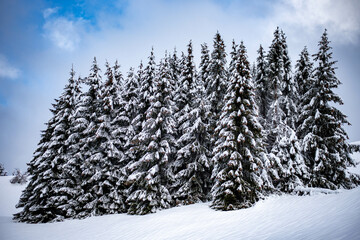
[43,7,59,19]
[0,54,20,79]
[43,14,86,51]
[272,0,360,44]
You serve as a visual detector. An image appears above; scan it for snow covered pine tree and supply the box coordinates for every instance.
[211,42,271,210]
[172,41,212,204]
[126,52,175,214]
[297,30,359,189]
[14,66,81,223]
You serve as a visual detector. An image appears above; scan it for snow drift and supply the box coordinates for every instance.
[0,149,359,240]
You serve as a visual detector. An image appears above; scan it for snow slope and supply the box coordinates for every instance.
[1,150,359,240]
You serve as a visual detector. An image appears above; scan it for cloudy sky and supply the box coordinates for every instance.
[1,0,359,172]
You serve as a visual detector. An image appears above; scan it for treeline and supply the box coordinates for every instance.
[14,28,359,223]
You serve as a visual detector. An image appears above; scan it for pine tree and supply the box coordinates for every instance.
[206,32,228,161]
[265,28,298,152]
[228,40,238,78]
[126,55,175,215]
[97,61,127,214]
[295,46,314,98]
[263,28,308,191]
[113,60,124,91]
[14,66,81,223]
[128,50,156,161]
[297,30,359,189]
[267,125,309,192]
[75,57,112,218]
[172,43,212,205]
[255,45,269,123]
[0,163,7,176]
[198,43,211,91]
[121,67,140,155]
[206,32,227,118]
[168,48,181,94]
[279,30,297,130]
[173,41,196,140]
[265,27,287,151]
[211,42,270,210]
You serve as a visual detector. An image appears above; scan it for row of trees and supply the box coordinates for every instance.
[14,28,359,223]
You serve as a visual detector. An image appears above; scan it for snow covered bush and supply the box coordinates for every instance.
[10,169,27,185]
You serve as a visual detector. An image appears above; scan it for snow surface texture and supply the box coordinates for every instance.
[1,150,360,240]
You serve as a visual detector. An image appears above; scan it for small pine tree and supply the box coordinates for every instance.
[0,163,7,176]
[298,30,359,189]
[267,125,309,192]
[211,42,270,211]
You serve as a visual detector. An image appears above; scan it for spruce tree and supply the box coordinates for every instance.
[173,41,196,139]
[279,30,298,130]
[295,46,314,98]
[122,67,140,153]
[128,50,156,160]
[265,27,287,151]
[228,40,238,78]
[297,30,359,189]
[206,32,228,165]
[211,42,270,210]
[198,43,211,91]
[206,32,227,117]
[14,67,81,223]
[172,43,212,205]
[75,57,111,218]
[98,61,127,214]
[264,28,308,191]
[126,56,175,214]
[255,45,269,123]
[267,125,309,192]
[168,48,181,94]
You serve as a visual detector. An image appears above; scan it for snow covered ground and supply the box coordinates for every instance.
[1,149,359,240]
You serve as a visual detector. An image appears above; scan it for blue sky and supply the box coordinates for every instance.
[1,0,360,172]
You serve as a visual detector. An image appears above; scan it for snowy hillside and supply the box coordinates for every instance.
[0,148,359,240]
